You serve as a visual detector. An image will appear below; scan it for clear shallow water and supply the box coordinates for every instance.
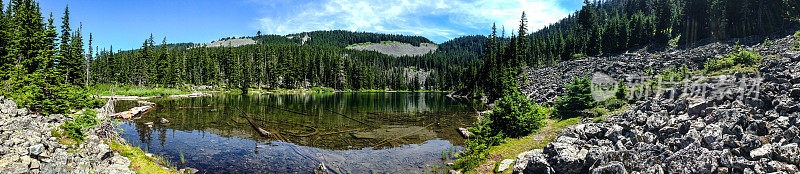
[115,93,477,173]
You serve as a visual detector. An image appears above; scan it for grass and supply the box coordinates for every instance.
[107,139,182,174]
[89,84,192,97]
[474,118,582,174]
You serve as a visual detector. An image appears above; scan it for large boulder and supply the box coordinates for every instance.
[513,149,553,174]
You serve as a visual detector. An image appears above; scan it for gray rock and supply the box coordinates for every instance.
[314,163,331,174]
[773,143,799,165]
[750,144,773,160]
[513,149,553,174]
[663,143,722,173]
[84,135,100,144]
[96,144,112,160]
[28,144,44,156]
[160,118,169,124]
[545,138,589,173]
[0,99,18,117]
[29,159,39,169]
[497,159,514,173]
[591,161,627,174]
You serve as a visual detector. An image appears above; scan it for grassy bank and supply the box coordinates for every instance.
[107,139,182,174]
[474,118,581,174]
[88,84,192,97]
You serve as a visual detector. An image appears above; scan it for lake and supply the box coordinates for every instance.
[115,92,478,173]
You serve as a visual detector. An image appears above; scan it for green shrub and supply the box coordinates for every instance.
[59,109,99,142]
[614,80,627,100]
[486,89,548,138]
[660,64,690,82]
[793,41,800,51]
[795,30,800,37]
[452,120,505,171]
[705,49,762,73]
[554,76,595,118]
[600,97,627,111]
[572,53,586,59]
[583,106,609,117]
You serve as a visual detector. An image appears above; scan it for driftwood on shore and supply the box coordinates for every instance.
[110,105,153,119]
[95,92,211,100]
[96,95,161,100]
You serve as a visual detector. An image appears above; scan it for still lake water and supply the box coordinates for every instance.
[115,92,478,173]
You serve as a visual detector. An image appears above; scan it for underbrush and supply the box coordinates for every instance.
[309,87,336,93]
[554,76,595,118]
[89,84,190,97]
[704,47,762,74]
[50,109,99,146]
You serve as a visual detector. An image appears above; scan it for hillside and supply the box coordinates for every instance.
[511,32,800,173]
[197,38,257,48]
[346,41,438,57]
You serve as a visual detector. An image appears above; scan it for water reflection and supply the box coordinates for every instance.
[116,93,477,173]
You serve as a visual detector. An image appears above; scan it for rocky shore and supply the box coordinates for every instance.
[513,33,800,173]
[0,98,134,174]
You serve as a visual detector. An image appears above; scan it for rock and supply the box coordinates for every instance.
[497,159,514,173]
[457,128,471,138]
[29,159,39,169]
[179,167,199,174]
[773,143,799,165]
[84,135,100,144]
[0,99,18,116]
[28,144,44,156]
[449,170,462,174]
[750,144,773,160]
[19,156,31,167]
[591,161,627,174]
[663,143,722,173]
[314,163,331,174]
[160,118,169,124]
[791,88,800,98]
[513,149,553,174]
[0,154,20,168]
[96,144,112,160]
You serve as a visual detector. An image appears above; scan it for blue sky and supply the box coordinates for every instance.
[38,0,583,51]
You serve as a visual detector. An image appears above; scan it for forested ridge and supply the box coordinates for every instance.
[85,30,483,92]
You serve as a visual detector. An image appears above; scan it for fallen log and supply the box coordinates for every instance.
[318,128,366,136]
[236,107,273,138]
[324,108,378,128]
[110,105,153,119]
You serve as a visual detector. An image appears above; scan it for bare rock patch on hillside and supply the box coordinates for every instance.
[347,42,437,57]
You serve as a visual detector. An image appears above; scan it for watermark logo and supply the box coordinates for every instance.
[590,72,761,102]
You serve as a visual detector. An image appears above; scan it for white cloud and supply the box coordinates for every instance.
[255,0,576,43]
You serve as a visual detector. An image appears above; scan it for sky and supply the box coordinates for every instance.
[37,0,583,51]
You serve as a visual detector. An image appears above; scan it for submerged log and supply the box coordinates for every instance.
[236,107,274,138]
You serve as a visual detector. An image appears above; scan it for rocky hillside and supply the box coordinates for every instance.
[513,33,800,173]
[347,42,438,57]
[197,38,257,48]
[0,98,134,174]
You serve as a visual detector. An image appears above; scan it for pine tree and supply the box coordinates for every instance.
[58,5,71,75]
[516,12,528,67]
[67,23,85,86]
